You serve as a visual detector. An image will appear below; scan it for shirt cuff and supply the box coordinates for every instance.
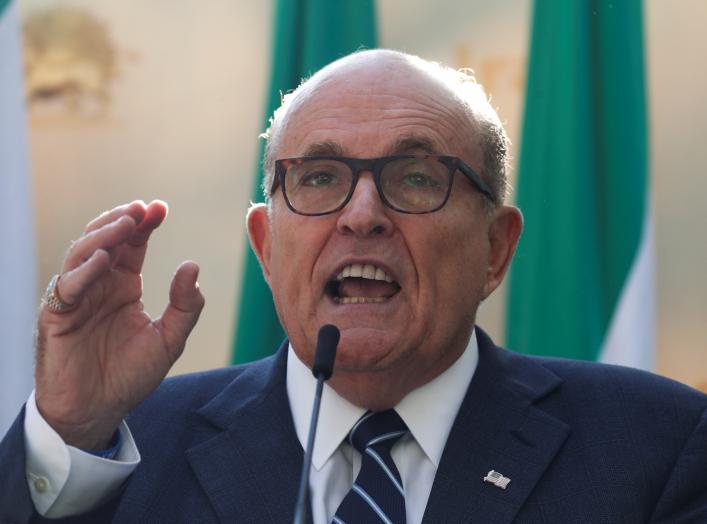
[24,390,141,518]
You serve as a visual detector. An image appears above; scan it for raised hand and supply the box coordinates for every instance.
[34,200,205,449]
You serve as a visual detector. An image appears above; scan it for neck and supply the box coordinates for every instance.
[326,339,469,410]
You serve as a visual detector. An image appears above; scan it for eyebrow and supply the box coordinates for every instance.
[300,135,442,158]
[302,141,345,157]
[385,136,441,156]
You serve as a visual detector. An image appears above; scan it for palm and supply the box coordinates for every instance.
[85,272,172,416]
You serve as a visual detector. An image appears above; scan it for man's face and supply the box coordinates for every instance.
[248,55,520,408]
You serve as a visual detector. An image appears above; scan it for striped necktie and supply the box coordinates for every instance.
[333,410,408,524]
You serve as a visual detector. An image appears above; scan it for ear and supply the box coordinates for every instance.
[246,203,273,284]
[482,205,523,299]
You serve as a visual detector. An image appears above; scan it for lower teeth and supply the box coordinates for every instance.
[337,296,386,304]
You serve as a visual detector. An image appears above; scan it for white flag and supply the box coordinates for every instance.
[0,0,37,438]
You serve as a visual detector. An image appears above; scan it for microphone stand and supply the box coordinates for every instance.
[293,324,339,524]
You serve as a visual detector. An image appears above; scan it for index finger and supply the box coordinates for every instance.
[111,201,169,273]
[84,201,147,234]
[128,200,169,247]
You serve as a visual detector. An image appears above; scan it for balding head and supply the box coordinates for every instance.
[261,49,510,204]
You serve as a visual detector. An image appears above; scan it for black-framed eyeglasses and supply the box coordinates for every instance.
[271,155,495,216]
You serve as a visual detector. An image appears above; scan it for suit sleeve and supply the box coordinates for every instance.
[649,404,707,523]
[0,407,37,524]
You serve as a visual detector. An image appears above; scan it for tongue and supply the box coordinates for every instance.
[338,278,399,298]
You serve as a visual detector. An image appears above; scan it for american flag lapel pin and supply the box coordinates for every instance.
[483,470,511,490]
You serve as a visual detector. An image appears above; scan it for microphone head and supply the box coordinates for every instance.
[312,324,339,380]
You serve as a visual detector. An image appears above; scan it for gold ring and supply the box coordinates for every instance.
[43,274,76,313]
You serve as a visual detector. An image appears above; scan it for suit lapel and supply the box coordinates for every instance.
[186,342,307,524]
[423,328,569,524]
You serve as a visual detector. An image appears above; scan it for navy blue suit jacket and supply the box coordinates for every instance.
[1,328,706,523]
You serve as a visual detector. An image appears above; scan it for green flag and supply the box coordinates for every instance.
[232,0,377,364]
[507,0,654,368]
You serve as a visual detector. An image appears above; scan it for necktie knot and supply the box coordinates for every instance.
[348,410,408,454]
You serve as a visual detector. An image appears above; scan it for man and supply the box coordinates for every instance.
[1,50,706,523]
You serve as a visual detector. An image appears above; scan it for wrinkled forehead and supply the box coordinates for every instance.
[276,53,480,160]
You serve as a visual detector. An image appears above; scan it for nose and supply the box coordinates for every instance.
[336,172,394,237]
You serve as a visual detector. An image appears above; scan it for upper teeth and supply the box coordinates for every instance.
[336,263,393,282]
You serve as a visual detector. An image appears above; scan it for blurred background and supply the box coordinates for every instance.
[2,0,705,434]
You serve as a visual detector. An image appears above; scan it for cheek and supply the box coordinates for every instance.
[267,223,316,346]
[267,215,328,302]
[423,223,489,306]
[266,215,301,298]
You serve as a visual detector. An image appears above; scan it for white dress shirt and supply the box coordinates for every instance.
[287,331,478,524]
[23,390,140,518]
[24,330,478,521]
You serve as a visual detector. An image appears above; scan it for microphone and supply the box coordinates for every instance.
[293,324,340,524]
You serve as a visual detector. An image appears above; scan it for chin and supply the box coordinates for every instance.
[332,329,406,373]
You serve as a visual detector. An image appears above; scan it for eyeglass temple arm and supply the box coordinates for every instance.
[457,162,495,203]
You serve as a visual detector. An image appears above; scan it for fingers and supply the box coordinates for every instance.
[44,200,168,322]
[58,249,111,306]
[157,261,205,363]
[40,249,113,334]
[85,200,167,238]
[83,200,167,235]
[139,201,168,230]
[64,200,168,275]
[115,201,169,273]
[63,215,137,273]
[84,201,147,234]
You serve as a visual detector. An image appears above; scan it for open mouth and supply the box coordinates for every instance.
[326,263,401,304]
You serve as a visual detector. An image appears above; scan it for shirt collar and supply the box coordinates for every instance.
[286,329,479,470]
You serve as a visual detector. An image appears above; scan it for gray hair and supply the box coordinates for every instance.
[260,49,510,205]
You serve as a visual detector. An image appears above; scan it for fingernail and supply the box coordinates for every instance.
[152,199,169,213]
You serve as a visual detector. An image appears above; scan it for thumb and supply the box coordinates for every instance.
[157,261,205,363]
